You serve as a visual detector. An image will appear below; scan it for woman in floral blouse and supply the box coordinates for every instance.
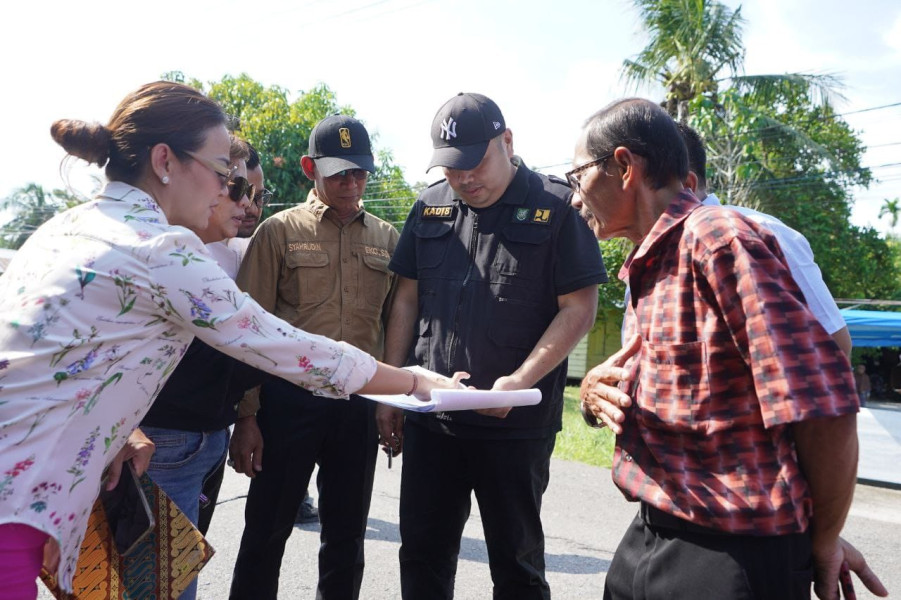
[0,81,453,599]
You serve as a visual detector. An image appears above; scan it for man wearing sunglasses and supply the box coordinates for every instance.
[237,144,271,239]
[230,115,399,600]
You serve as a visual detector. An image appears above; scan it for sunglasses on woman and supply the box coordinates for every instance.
[227,176,255,204]
[184,150,235,184]
[183,150,253,202]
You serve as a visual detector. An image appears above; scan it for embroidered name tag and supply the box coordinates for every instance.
[364,246,390,259]
[422,206,454,219]
[287,242,323,252]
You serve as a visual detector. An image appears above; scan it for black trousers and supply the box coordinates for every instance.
[399,420,555,600]
[229,380,378,600]
[603,505,813,600]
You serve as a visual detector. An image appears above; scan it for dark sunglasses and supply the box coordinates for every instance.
[564,152,614,192]
[227,176,255,203]
[327,169,369,181]
[252,188,272,208]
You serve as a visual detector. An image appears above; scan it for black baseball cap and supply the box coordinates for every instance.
[427,93,506,172]
[308,115,375,177]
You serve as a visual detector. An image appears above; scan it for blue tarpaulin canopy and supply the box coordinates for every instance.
[841,308,901,347]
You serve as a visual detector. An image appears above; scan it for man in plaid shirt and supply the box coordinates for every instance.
[569,98,887,600]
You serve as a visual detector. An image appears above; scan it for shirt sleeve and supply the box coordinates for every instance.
[738,213,845,335]
[236,218,283,313]
[388,204,419,280]
[700,230,857,428]
[146,230,377,399]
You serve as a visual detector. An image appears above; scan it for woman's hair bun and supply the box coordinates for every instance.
[50,119,111,167]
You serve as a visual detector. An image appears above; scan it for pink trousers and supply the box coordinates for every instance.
[0,523,49,600]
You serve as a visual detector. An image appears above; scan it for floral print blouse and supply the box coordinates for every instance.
[0,182,376,591]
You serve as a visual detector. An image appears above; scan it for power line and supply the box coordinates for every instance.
[535,100,901,173]
[325,0,395,22]
[838,102,901,117]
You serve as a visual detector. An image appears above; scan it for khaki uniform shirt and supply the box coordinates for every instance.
[237,189,399,414]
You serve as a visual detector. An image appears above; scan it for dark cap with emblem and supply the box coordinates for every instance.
[308,115,375,177]
[427,93,506,172]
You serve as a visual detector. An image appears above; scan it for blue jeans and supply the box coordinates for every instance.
[143,426,229,600]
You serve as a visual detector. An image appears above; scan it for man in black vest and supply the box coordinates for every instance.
[376,93,607,599]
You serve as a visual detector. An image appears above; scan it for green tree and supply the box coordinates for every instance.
[363,150,418,228]
[622,0,843,209]
[621,0,901,301]
[622,0,744,121]
[0,184,83,249]
[598,239,630,314]
[623,0,840,123]
[689,88,899,300]
[169,72,417,225]
[879,198,901,234]
[201,74,342,210]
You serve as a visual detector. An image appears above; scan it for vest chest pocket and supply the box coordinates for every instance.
[493,225,552,279]
[284,251,331,306]
[359,252,392,309]
[413,218,454,270]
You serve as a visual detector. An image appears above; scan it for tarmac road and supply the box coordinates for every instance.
[193,454,900,599]
[36,408,901,599]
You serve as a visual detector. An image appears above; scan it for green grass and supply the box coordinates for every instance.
[552,385,616,468]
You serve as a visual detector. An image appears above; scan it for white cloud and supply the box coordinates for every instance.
[885,12,901,54]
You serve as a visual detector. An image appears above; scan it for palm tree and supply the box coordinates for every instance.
[879,198,901,235]
[622,0,842,123]
[622,0,744,122]
[0,183,82,249]
[621,0,847,208]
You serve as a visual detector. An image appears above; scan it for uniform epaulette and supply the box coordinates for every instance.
[426,178,448,189]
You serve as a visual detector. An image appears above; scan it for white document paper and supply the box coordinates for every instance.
[361,366,542,413]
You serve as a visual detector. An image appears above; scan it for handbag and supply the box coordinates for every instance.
[40,472,215,599]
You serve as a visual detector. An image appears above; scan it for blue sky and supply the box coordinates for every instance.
[3,0,900,232]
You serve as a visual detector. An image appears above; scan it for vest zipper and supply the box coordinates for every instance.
[449,213,479,367]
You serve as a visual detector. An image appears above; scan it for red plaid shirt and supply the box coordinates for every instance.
[614,191,858,535]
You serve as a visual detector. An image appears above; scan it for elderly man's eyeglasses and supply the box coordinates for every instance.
[253,189,273,208]
[327,169,369,181]
[564,152,614,192]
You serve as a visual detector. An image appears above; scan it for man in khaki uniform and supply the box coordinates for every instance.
[229,115,399,600]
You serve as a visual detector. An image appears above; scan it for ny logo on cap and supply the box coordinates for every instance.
[339,127,352,148]
[440,117,457,141]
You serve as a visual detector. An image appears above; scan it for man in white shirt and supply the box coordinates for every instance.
[678,123,850,353]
